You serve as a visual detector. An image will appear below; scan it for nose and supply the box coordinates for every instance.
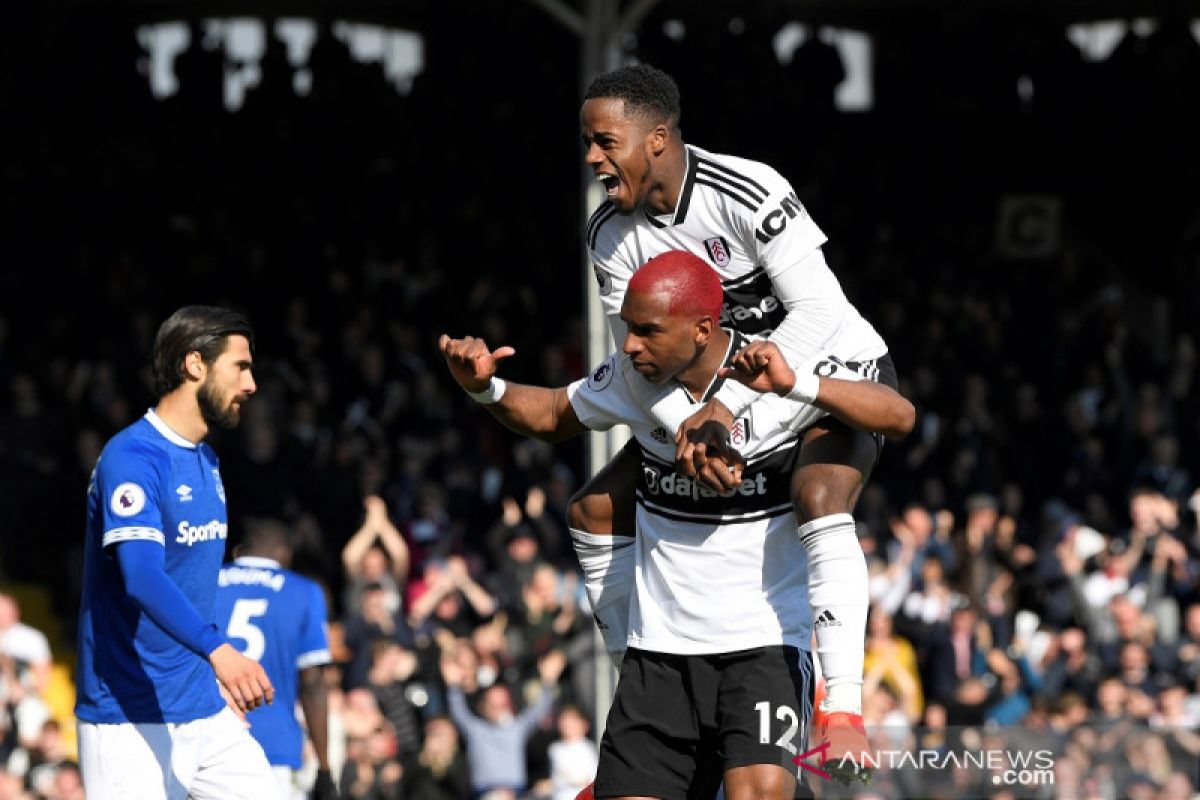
[622,332,642,357]
[242,372,257,396]
[584,142,604,169]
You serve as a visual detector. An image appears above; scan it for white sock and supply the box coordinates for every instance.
[798,513,867,715]
[570,528,635,666]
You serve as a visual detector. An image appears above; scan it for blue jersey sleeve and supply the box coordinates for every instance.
[296,580,332,670]
[115,539,228,657]
[95,441,169,549]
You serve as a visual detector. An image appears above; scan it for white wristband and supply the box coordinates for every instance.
[785,370,820,404]
[467,377,507,404]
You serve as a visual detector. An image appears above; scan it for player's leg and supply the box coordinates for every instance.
[791,355,897,783]
[568,440,639,664]
[77,720,190,800]
[593,649,703,800]
[716,646,813,800]
[793,421,876,713]
[187,707,278,800]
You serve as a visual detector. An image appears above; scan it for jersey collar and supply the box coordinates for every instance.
[234,556,282,569]
[144,409,197,449]
[680,329,745,405]
[642,145,699,229]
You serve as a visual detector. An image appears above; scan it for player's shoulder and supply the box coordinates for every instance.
[586,200,628,256]
[689,145,791,212]
[97,417,171,475]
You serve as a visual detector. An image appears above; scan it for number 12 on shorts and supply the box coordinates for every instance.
[754,701,799,754]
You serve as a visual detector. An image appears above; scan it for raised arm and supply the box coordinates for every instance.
[722,341,916,439]
[438,334,588,442]
[342,495,410,582]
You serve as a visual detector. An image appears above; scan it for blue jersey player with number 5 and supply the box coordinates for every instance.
[214,519,337,800]
[75,306,277,800]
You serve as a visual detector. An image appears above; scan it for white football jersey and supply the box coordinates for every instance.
[567,332,823,655]
[587,144,887,365]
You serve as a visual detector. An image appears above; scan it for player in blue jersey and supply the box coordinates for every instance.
[215,518,337,800]
[75,306,277,800]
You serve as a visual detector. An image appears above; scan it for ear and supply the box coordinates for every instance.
[183,351,207,382]
[647,123,670,157]
[694,315,715,344]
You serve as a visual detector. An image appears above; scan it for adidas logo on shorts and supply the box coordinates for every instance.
[814,610,842,628]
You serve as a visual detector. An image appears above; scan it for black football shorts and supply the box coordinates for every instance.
[594,645,814,800]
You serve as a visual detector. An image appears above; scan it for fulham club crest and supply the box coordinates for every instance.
[730,417,752,447]
[704,237,732,267]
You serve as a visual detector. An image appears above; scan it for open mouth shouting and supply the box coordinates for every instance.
[597,172,621,199]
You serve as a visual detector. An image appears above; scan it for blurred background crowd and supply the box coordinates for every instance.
[2,1,1200,798]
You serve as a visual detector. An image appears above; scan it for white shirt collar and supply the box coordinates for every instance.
[144,409,197,449]
[234,556,282,569]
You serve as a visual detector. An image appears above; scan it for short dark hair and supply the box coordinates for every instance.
[584,64,681,128]
[239,518,291,557]
[151,305,254,397]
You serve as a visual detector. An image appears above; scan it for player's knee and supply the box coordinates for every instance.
[724,765,793,800]
[567,488,613,534]
[791,479,850,523]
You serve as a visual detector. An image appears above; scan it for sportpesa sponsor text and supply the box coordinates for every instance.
[176,519,228,546]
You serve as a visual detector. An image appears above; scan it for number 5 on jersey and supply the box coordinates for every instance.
[226,598,269,661]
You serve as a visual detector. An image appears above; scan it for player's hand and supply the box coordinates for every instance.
[438,334,515,393]
[677,419,744,491]
[675,399,736,476]
[718,341,798,396]
[313,768,339,800]
[217,680,250,727]
[209,643,274,712]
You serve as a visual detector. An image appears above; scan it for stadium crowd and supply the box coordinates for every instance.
[2,3,1200,798]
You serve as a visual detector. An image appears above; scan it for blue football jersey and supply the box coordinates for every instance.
[75,410,229,723]
[214,556,331,768]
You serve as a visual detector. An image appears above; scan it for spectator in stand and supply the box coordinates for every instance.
[863,606,923,720]
[442,648,564,797]
[485,497,554,613]
[0,596,50,695]
[342,495,411,616]
[982,647,1041,726]
[470,615,521,691]
[922,604,988,706]
[1176,602,1200,684]
[400,715,471,800]
[363,641,425,758]
[509,565,583,668]
[338,722,402,800]
[408,556,497,641]
[547,704,598,800]
[0,653,49,755]
[342,581,416,689]
[1039,627,1103,704]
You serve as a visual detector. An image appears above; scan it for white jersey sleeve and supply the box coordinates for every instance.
[712,163,885,417]
[586,202,633,349]
[567,354,645,431]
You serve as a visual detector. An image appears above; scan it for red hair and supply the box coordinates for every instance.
[627,250,724,320]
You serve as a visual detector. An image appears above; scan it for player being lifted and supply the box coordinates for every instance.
[441,251,913,798]
[570,64,894,778]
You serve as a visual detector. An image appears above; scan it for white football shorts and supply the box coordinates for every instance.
[78,706,277,800]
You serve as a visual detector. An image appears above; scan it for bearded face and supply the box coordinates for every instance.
[197,371,245,429]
